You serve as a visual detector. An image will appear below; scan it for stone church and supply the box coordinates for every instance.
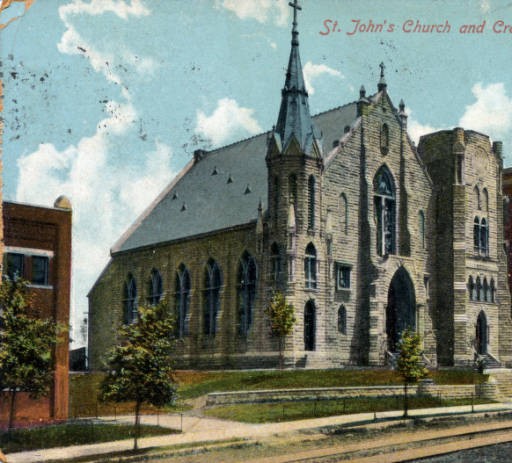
[88,4,512,370]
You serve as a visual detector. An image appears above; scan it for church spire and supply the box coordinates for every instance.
[274,0,320,156]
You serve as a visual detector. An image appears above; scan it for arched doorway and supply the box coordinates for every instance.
[386,267,416,352]
[476,311,488,355]
[304,301,316,351]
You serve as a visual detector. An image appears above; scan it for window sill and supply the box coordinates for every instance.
[27,284,53,290]
[336,287,351,293]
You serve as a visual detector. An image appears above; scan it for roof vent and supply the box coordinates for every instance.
[181,203,187,211]
[212,166,218,175]
[172,192,178,200]
[332,140,339,148]
[244,184,252,194]
[344,126,350,133]
[227,175,233,184]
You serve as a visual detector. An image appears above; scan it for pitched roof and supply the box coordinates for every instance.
[112,103,358,254]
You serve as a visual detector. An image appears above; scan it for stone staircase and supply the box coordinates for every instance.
[487,369,512,400]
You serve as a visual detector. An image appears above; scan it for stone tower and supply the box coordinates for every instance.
[419,128,512,366]
[265,0,325,365]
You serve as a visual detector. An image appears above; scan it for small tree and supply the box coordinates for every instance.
[100,301,177,450]
[396,329,428,418]
[0,278,62,430]
[264,291,296,369]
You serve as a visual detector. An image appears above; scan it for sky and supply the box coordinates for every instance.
[2,0,512,347]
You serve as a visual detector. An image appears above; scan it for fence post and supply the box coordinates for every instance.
[180,413,183,432]
[471,393,474,413]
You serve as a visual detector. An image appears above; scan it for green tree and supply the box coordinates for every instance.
[396,329,429,418]
[264,291,296,369]
[100,301,177,450]
[0,278,62,430]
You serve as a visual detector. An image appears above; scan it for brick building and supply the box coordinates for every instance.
[88,7,512,370]
[1,197,72,425]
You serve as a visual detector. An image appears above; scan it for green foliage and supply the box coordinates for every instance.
[264,292,296,338]
[264,292,296,368]
[396,329,429,385]
[100,301,177,406]
[100,301,177,449]
[0,422,175,453]
[0,278,62,429]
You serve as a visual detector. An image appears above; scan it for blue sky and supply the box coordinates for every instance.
[2,0,512,346]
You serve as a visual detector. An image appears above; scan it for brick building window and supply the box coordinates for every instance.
[175,264,190,338]
[304,300,316,351]
[336,263,351,290]
[6,253,24,281]
[482,188,489,212]
[374,166,396,256]
[304,243,317,289]
[490,278,496,303]
[270,242,281,283]
[338,305,347,334]
[32,256,49,286]
[148,268,163,305]
[308,175,316,230]
[476,276,482,301]
[237,251,257,336]
[468,276,475,301]
[204,259,222,336]
[123,274,138,324]
[474,186,480,210]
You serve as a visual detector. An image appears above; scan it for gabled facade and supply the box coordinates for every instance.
[88,5,511,370]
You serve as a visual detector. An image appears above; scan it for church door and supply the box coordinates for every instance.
[304,301,316,351]
[386,267,416,352]
[476,311,488,355]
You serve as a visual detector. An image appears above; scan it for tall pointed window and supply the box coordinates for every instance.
[483,277,490,302]
[474,186,481,210]
[308,175,316,229]
[289,174,297,210]
[374,166,396,256]
[148,268,163,305]
[380,123,389,155]
[490,278,496,303]
[476,276,482,301]
[468,276,475,301]
[474,216,480,253]
[175,264,191,338]
[338,305,347,334]
[482,188,489,212]
[123,274,137,324]
[204,259,222,336]
[238,252,257,336]
[304,243,317,289]
[270,242,281,283]
[340,193,348,235]
[419,210,425,249]
[480,218,488,256]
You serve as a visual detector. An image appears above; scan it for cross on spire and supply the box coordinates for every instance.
[289,0,301,43]
[378,61,387,91]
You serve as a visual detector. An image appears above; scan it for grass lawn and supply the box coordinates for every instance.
[0,422,177,453]
[70,369,487,417]
[204,396,495,423]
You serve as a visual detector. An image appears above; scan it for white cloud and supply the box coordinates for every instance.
[216,0,289,26]
[59,0,150,20]
[195,98,262,146]
[303,61,343,95]
[459,82,512,135]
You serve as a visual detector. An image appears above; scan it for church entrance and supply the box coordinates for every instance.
[304,301,316,351]
[476,311,488,355]
[386,267,416,352]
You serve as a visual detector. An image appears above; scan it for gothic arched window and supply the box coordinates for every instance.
[148,268,163,305]
[238,252,257,336]
[308,175,316,229]
[340,193,348,234]
[270,242,281,283]
[304,243,317,289]
[474,216,480,253]
[204,259,222,336]
[289,174,297,210]
[483,277,490,302]
[380,123,389,155]
[468,276,475,301]
[123,273,137,324]
[338,305,347,334]
[474,186,481,210]
[419,210,425,249]
[490,278,496,303]
[374,166,396,256]
[480,218,489,256]
[476,276,482,301]
[482,188,489,212]
[175,264,191,338]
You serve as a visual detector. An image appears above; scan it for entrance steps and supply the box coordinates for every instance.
[487,369,512,400]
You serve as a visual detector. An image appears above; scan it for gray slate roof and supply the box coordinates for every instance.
[113,103,358,254]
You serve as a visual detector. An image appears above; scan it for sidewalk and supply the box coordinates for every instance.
[7,402,512,463]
